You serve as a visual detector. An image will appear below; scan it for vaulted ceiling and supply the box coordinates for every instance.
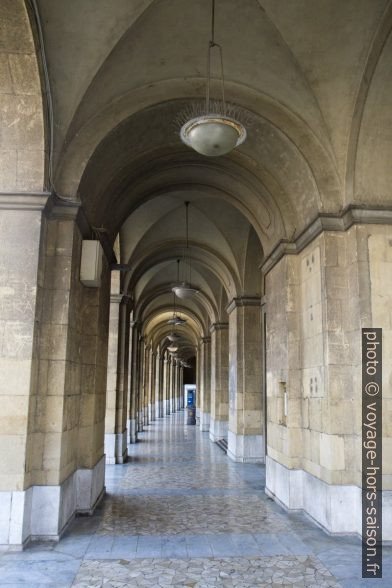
[35,0,392,350]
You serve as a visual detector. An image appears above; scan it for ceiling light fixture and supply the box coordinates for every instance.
[167,345,179,353]
[167,258,188,326]
[172,203,199,300]
[180,0,246,157]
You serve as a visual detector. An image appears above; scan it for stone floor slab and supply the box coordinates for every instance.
[3,412,391,587]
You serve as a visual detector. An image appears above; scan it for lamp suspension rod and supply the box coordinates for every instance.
[185,201,190,249]
[206,0,226,115]
[211,0,215,44]
[185,201,192,284]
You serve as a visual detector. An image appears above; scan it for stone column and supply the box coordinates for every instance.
[155,352,163,417]
[0,203,111,546]
[172,360,178,412]
[209,323,229,442]
[264,228,392,539]
[168,358,175,413]
[180,366,185,409]
[104,290,129,464]
[0,194,48,546]
[199,337,211,431]
[34,215,110,537]
[162,355,170,415]
[149,351,156,421]
[176,363,181,411]
[195,344,201,421]
[143,344,150,426]
[128,320,140,443]
[227,297,264,462]
[137,337,145,431]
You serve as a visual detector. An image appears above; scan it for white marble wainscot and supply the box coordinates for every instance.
[209,418,228,442]
[265,455,392,540]
[127,418,137,443]
[199,411,210,432]
[0,456,105,547]
[227,431,264,463]
[148,403,155,421]
[104,430,128,464]
[155,400,163,418]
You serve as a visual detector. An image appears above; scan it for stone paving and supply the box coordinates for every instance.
[0,411,391,587]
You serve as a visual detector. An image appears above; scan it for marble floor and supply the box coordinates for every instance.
[1,411,391,587]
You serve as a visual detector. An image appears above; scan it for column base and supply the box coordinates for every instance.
[138,410,144,431]
[128,418,138,443]
[0,456,105,548]
[199,411,210,432]
[227,431,264,463]
[155,401,163,418]
[104,430,128,464]
[163,399,170,415]
[148,404,155,421]
[209,418,228,442]
[265,455,391,540]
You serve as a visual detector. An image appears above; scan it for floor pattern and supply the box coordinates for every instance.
[0,411,391,587]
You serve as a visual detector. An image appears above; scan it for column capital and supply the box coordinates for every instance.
[110,293,132,306]
[0,191,50,211]
[226,296,261,315]
[201,336,211,344]
[210,322,229,333]
[130,319,141,329]
[110,293,123,304]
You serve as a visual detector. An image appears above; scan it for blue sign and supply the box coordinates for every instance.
[187,389,195,407]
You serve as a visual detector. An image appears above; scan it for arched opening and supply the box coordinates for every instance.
[1,3,392,585]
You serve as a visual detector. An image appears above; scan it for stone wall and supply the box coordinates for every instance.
[0,0,45,192]
[0,210,111,546]
[265,225,392,539]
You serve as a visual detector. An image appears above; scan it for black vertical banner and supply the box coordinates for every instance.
[362,328,382,578]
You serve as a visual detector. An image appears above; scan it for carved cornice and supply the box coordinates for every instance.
[110,294,123,304]
[209,322,229,333]
[0,191,50,210]
[260,204,392,275]
[44,193,81,220]
[111,293,132,306]
[226,296,261,315]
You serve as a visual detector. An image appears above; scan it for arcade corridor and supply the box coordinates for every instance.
[0,412,390,587]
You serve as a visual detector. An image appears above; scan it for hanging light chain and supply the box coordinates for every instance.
[206,0,226,116]
[185,201,193,286]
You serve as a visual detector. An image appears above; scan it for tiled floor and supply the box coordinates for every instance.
[1,411,391,587]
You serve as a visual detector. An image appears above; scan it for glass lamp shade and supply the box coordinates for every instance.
[172,283,199,300]
[167,315,187,326]
[180,115,246,156]
[167,345,178,353]
[167,332,180,342]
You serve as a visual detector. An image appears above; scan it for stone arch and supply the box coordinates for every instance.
[0,0,46,193]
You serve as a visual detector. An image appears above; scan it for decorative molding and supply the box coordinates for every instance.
[44,193,81,221]
[226,296,261,315]
[0,191,50,211]
[110,293,132,307]
[201,336,211,344]
[209,322,229,333]
[110,294,123,304]
[45,194,117,265]
[261,205,392,275]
